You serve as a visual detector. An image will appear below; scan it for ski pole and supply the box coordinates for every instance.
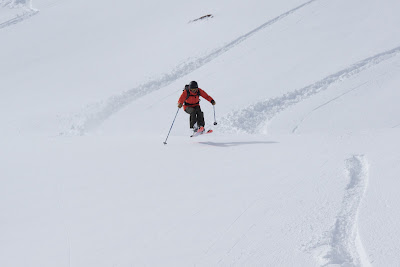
[213,105,217,125]
[163,108,180,145]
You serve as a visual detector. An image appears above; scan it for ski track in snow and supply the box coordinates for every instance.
[307,155,370,267]
[66,0,319,135]
[291,81,370,133]
[0,0,39,30]
[219,46,400,134]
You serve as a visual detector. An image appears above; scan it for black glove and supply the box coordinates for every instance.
[211,100,216,105]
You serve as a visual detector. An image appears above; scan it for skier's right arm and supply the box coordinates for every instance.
[177,90,187,108]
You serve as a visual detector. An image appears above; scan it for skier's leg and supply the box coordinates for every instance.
[185,107,197,129]
[195,106,205,127]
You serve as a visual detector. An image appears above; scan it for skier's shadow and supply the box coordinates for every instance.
[198,141,278,147]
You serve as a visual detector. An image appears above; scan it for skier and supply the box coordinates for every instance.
[177,81,216,133]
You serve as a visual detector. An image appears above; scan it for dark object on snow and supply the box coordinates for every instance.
[190,14,213,23]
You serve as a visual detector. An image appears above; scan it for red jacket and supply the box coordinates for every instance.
[178,88,213,110]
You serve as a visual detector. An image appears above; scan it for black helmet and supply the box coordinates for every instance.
[189,81,198,89]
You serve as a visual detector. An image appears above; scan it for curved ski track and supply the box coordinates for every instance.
[66,0,319,135]
[0,1,39,30]
[307,155,370,266]
[291,81,370,133]
[219,46,400,134]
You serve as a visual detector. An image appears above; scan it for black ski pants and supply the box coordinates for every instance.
[185,106,205,129]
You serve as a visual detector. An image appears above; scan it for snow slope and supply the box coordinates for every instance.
[1,0,400,266]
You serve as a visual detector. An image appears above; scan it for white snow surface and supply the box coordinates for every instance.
[1,0,400,266]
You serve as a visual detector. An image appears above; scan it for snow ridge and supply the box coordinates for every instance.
[324,155,370,266]
[219,46,400,134]
[66,0,319,135]
[308,155,370,266]
[0,0,39,30]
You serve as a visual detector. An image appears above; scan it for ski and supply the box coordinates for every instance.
[190,127,213,137]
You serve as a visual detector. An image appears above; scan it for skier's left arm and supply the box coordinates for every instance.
[199,89,216,105]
